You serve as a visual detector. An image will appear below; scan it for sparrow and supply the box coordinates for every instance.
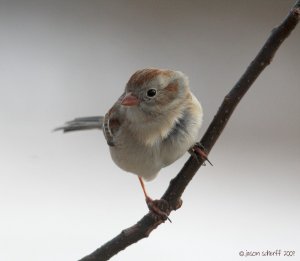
[56,68,209,220]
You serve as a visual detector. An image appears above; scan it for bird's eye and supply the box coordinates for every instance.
[147,89,157,97]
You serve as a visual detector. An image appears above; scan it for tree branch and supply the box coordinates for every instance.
[79,2,300,260]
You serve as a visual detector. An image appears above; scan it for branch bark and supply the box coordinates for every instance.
[79,2,300,260]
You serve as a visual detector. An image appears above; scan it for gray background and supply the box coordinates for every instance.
[0,0,299,260]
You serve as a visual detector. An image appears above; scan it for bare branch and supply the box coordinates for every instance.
[79,2,300,261]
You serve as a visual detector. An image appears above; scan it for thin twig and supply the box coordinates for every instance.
[79,2,300,260]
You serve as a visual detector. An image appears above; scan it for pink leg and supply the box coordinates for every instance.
[138,177,171,222]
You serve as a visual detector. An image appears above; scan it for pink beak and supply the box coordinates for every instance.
[121,92,139,106]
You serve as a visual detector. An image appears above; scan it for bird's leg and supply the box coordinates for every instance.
[138,177,171,222]
[189,142,213,166]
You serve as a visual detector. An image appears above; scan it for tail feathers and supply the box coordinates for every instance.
[54,116,104,133]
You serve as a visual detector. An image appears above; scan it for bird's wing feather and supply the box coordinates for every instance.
[103,93,125,146]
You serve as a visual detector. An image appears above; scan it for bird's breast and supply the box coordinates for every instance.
[108,130,162,181]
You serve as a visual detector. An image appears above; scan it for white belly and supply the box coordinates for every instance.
[109,140,162,181]
[108,126,197,181]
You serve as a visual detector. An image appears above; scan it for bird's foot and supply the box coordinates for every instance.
[145,197,171,223]
[189,142,213,166]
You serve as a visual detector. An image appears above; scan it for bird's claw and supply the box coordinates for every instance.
[189,142,213,166]
[146,197,172,223]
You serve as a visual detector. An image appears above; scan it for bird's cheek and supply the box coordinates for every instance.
[155,92,175,106]
[165,82,178,92]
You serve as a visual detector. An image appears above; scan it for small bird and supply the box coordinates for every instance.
[56,68,209,220]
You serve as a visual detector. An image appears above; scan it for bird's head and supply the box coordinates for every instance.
[121,68,190,122]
